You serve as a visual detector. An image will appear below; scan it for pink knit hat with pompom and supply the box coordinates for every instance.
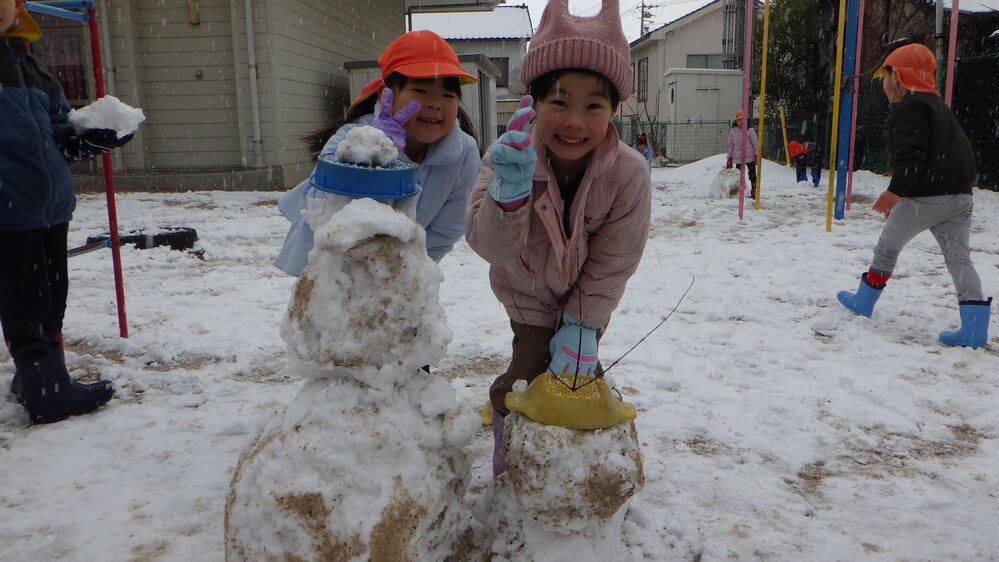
[520,0,632,99]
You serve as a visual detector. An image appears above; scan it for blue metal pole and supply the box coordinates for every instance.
[834,0,860,220]
[24,1,93,22]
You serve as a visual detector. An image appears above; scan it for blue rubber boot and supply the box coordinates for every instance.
[939,298,991,349]
[837,273,884,317]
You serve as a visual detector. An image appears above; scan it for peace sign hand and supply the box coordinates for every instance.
[370,88,421,150]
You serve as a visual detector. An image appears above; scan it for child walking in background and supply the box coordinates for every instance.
[465,0,652,477]
[2,0,131,423]
[275,30,481,275]
[788,140,822,187]
[726,110,758,198]
[836,43,989,349]
[632,133,653,165]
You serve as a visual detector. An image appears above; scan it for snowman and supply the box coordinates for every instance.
[224,126,476,561]
[484,372,646,560]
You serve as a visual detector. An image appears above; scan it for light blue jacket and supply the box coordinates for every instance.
[274,114,480,275]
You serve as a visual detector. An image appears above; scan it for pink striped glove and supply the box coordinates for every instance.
[548,312,599,376]
[488,96,536,203]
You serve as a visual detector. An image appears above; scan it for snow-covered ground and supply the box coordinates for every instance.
[1,155,997,560]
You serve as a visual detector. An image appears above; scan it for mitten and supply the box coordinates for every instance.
[488,96,536,203]
[66,128,134,160]
[548,312,599,376]
[725,157,733,169]
[370,88,420,150]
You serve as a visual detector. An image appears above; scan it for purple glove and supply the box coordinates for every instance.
[370,89,421,150]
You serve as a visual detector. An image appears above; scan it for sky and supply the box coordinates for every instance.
[509,0,999,42]
[509,0,716,42]
[2,154,997,559]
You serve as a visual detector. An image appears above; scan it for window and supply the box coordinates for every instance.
[637,58,648,102]
[32,30,88,107]
[489,57,510,88]
[686,54,725,69]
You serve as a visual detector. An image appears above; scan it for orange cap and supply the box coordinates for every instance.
[734,109,745,119]
[3,3,42,41]
[348,30,479,111]
[788,141,807,158]
[873,43,939,96]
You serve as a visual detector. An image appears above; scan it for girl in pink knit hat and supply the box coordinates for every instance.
[465,0,652,477]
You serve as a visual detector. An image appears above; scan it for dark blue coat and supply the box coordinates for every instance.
[1,38,76,231]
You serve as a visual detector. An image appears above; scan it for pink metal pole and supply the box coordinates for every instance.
[945,0,959,107]
[87,7,128,337]
[845,0,866,211]
[738,0,755,220]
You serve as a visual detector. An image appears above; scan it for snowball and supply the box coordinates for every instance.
[334,125,398,167]
[68,95,145,136]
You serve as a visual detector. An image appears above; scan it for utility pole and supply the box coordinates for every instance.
[640,0,655,36]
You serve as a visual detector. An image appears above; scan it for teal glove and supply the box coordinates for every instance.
[548,312,599,376]
[488,96,536,203]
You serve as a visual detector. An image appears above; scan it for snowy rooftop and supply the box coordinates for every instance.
[410,5,533,39]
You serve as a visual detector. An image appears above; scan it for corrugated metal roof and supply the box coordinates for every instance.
[410,5,533,40]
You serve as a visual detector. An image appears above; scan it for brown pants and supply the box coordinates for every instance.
[490,320,604,415]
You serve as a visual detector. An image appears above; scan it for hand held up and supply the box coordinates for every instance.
[488,95,537,204]
[548,312,599,376]
[370,88,421,150]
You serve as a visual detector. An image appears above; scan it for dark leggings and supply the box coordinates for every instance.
[0,223,69,354]
[736,161,757,188]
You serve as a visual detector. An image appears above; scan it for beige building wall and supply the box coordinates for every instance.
[623,4,724,124]
[77,0,405,190]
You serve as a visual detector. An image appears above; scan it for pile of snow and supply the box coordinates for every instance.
[487,407,644,560]
[227,196,476,559]
[333,125,398,167]
[711,168,742,198]
[67,95,145,137]
[281,199,449,379]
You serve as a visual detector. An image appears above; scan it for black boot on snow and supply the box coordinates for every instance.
[13,343,114,424]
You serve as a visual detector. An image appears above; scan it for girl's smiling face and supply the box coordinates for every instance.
[534,72,615,168]
[392,77,459,155]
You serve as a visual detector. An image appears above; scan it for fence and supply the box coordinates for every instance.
[615,120,731,164]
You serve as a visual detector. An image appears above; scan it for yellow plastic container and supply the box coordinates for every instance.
[504,373,637,430]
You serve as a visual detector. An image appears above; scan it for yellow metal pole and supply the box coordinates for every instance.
[779,104,790,166]
[754,0,772,210]
[826,0,848,232]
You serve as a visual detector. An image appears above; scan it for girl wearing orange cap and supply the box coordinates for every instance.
[465,0,652,477]
[275,30,481,275]
[837,43,989,349]
[726,109,758,198]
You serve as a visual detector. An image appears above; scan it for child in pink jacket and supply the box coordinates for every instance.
[726,109,759,198]
[465,0,652,477]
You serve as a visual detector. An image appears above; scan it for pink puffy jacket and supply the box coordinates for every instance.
[727,126,758,164]
[466,125,652,330]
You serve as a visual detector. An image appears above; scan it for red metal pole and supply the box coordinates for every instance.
[945,0,959,107]
[87,7,128,337]
[845,0,866,211]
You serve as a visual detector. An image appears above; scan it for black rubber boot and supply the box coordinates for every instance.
[12,343,114,424]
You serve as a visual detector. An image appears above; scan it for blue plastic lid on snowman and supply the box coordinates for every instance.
[310,155,421,200]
